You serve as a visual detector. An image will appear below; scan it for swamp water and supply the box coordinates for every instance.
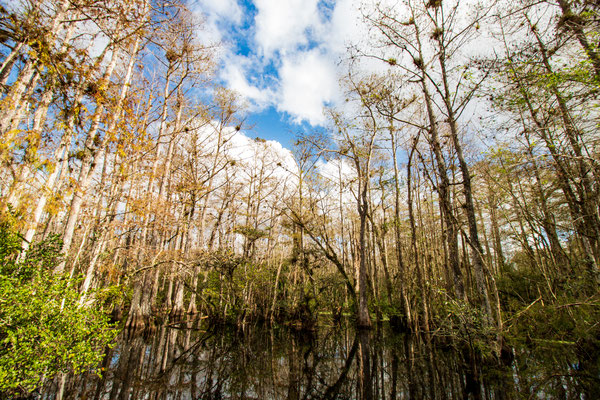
[42,321,599,399]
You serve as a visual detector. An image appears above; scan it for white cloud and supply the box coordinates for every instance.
[315,158,357,207]
[317,158,355,182]
[253,0,321,57]
[226,129,299,183]
[221,56,273,111]
[190,0,376,127]
[322,0,365,54]
[191,0,243,25]
[187,1,243,48]
[278,49,338,125]
[188,120,296,176]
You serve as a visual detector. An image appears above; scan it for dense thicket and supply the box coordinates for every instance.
[0,220,116,395]
[1,0,599,394]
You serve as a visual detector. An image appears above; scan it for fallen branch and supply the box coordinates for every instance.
[505,296,542,327]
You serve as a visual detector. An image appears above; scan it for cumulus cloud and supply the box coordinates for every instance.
[221,56,274,110]
[225,128,299,183]
[317,158,356,182]
[192,0,374,127]
[253,0,321,57]
[259,0,371,125]
[321,0,365,54]
[278,49,338,125]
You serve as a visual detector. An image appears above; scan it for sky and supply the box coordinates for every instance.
[188,0,367,148]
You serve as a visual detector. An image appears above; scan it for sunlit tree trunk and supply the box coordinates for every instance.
[55,48,120,273]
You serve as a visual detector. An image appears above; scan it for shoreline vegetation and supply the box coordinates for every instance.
[1,0,599,397]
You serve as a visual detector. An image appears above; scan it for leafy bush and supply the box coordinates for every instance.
[0,221,118,396]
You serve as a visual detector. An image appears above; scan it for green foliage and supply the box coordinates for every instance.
[0,221,118,396]
[498,255,600,346]
[433,288,498,359]
[234,225,268,242]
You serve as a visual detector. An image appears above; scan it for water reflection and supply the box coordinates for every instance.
[42,320,599,399]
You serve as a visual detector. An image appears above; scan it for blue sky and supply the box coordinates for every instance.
[189,0,366,148]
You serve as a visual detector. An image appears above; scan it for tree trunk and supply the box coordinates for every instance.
[56,48,120,273]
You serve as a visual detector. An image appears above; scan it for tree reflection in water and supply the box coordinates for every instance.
[43,321,599,399]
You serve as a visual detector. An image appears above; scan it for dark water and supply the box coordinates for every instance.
[42,320,599,399]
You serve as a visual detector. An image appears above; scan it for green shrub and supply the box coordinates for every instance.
[0,221,118,396]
